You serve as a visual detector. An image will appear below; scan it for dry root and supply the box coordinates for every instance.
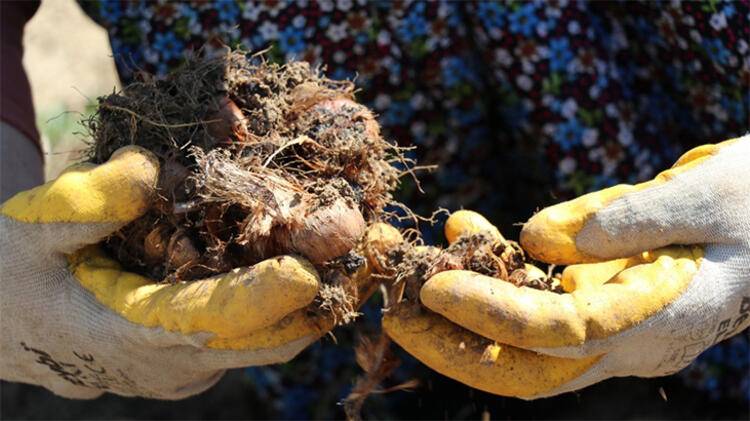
[343,333,419,421]
[88,49,417,333]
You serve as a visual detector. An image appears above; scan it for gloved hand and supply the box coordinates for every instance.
[384,136,750,399]
[0,146,386,400]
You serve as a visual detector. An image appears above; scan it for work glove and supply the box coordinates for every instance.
[384,136,750,399]
[0,146,387,400]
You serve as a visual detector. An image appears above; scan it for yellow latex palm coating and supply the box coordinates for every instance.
[1,146,159,223]
[421,246,702,349]
[383,304,599,398]
[211,223,405,350]
[560,257,634,293]
[445,210,504,243]
[520,139,738,264]
[207,308,332,350]
[70,247,320,345]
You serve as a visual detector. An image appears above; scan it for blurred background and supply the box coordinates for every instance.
[2,0,748,419]
[19,0,119,180]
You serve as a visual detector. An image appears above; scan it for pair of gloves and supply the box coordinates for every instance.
[1,136,748,400]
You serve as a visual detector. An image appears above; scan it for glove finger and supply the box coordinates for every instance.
[70,247,320,340]
[383,304,600,399]
[444,210,504,244]
[576,140,747,259]
[1,146,159,253]
[520,138,746,264]
[420,246,702,352]
[196,307,333,369]
[559,257,635,292]
[197,224,405,366]
[514,354,615,399]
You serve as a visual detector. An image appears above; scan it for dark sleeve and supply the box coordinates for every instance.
[1,0,42,157]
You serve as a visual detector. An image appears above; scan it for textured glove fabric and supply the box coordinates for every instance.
[386,136,750,399]
[0,147,320,399]
[539,137,750,396]
[0,222,318,398]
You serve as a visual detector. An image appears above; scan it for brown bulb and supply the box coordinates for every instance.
[144,226,169,263]
[313,98,380,140]
[207,96,248,143]
[288,198,367,264]
[167,229,200,269]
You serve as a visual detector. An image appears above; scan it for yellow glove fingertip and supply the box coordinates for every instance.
[521,139,739,265]
[383,304,599,399]
[421,270,586,348]
[72,251,320,340]
[520,184,636,264]
[1,146,159,224]
[445,210,504,244]
[670,138,740,169]
[206,308,331,351]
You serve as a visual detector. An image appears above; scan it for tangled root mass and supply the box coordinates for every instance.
[87,50,407,286]
[378,231,563,305]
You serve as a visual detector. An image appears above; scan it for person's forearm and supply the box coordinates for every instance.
[1,1,43,201]
[1,122,43,202]
[0,0,43,201]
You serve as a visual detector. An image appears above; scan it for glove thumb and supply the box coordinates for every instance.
[577,139,748,260]
[522,137,749,263]
[1,146,159,254]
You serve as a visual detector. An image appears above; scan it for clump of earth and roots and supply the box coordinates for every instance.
[87,49,414,325]
[343,225,563,418]
[380,230,563,304]
[85,48,561,419]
